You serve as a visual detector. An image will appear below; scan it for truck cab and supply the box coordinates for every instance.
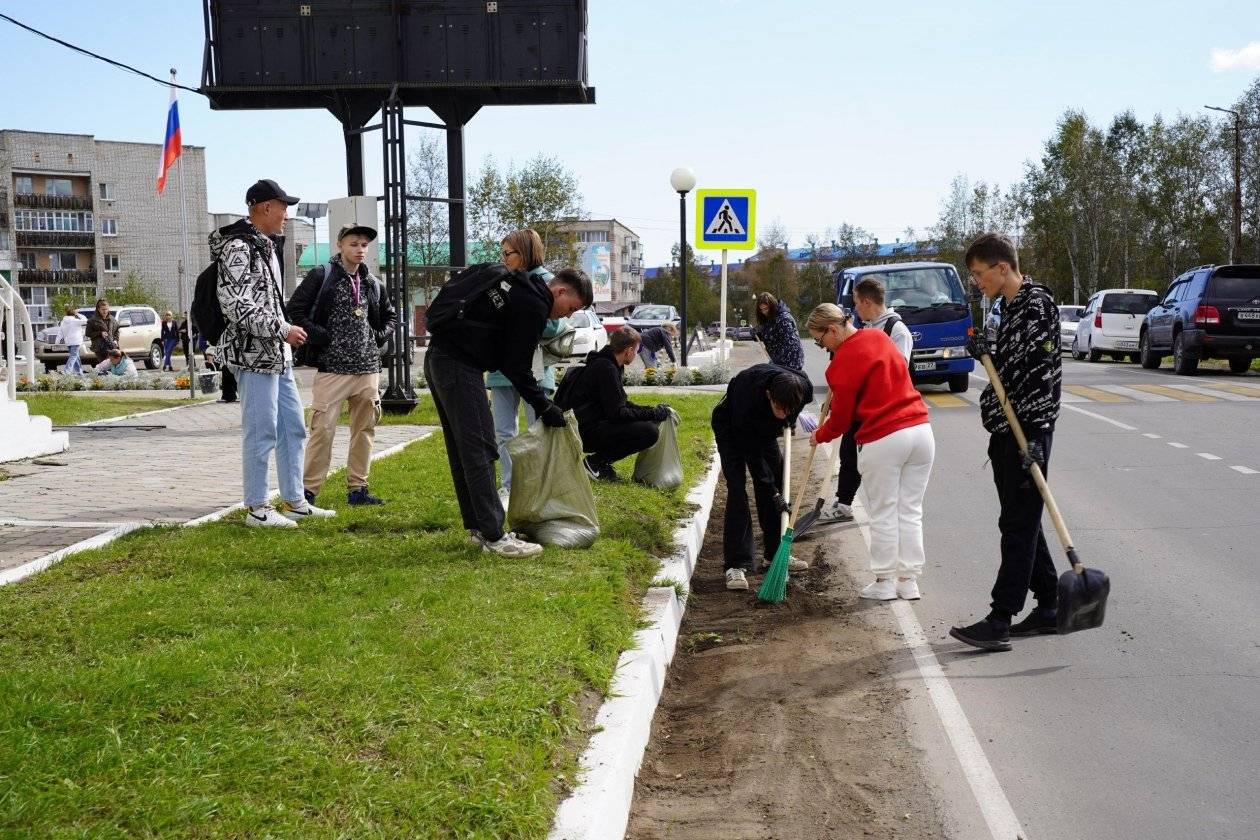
[836,261,975,392]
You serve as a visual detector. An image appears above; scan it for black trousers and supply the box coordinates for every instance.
[988,430,1058,621]
[834,421,861,506]
[425,345,506,542]
[716,433,783,571]
[584,420,659,466]
[220,365,238,401]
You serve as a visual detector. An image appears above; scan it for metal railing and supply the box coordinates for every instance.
[15,231,95,249]
[14,268,97,284]
[12,193,94,211]
[0,274,37,400]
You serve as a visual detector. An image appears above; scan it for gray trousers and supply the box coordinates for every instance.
[425,345,505,542]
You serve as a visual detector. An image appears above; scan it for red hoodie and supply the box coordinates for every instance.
[816,328,929,445]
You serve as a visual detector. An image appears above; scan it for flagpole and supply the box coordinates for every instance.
[171,69,196,400]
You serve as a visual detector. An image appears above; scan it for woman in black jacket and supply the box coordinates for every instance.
[754,292,805,370]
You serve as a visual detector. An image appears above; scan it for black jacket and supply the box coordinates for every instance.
[559,346,660,435]
[287,257,398,368]
[639,326,676,362]
[712,363,813,445]
[429,269,554,414]
[979,280,1061,434]
[161,320,180,342]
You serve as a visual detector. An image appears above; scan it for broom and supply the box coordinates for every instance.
[757,395,831,604]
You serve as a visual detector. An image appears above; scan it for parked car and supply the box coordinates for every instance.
[35,305,164,372]
[728,323,757,341]
[565,307,608,357]
[626,304,680,334]
[1139,264,1260,375]
[983,297,1003,348]
[706,321,722,338]
[1071,289,1159,363]
[1058,305,1086,352]
[601,315,626,336]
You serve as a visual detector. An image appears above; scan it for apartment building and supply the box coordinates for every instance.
[0,130,209,330]
[559,218,644,315]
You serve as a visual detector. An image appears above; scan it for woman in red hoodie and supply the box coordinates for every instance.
[807,304,936,600]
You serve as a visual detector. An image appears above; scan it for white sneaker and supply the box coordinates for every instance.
[245,505,297,529]
[281,500,337,521]
[483,531,544,558]
[896,578,921,600]
[817,500,854,524]
[467,529,487,548]
[762,555,810,572]
[859,579,898,600]
[499,489,511,510]
[725,568,749,591]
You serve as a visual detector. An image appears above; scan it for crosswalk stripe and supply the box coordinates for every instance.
[1155,382,1255,401]
[1064,384,1131,403]
[1183,380,1260,398]
[923,393,969,408]
[1126,383,1217,402]
[1232,466,1259,475]
[1093,384,1175,402]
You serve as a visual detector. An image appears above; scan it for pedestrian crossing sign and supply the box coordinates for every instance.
[696,189,756,250]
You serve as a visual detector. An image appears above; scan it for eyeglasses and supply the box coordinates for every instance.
[968,263,998,284]
[501,249,519,259]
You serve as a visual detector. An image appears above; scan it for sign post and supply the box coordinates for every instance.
[696,189,756,363]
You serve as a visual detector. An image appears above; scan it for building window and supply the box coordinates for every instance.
[99,182,114,200]
[104,254,120,273]
[14,210,93,232]
[0,230,8,250]
[18,252,36,270]
[44,178,73,198]
[101,219,117,236]
[50,252,78,270]
[14,176,33,195]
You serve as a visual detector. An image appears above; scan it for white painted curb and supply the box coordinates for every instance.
[549,444,722,840]
[1,431,435,587]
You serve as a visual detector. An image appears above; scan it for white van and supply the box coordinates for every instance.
[1071,289,1159,362]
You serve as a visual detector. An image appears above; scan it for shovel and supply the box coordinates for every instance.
[977,352,1110,634]
[792,391,837,539]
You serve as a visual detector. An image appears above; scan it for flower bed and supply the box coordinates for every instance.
[16,372,193,392]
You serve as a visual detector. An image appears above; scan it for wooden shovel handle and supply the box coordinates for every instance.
[788,393,832,524]
[978,352,1084,574]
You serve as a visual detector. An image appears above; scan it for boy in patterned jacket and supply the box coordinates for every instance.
[950,233,1062,651]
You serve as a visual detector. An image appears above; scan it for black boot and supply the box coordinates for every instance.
[949,618,1012,652]
[1009,606,1058,637]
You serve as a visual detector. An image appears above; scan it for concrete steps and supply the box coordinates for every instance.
[0,397,69,463]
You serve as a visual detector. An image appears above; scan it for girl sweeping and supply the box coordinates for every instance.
[806,303,935,601]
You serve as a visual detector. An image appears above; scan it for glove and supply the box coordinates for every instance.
[1021,437,1047,472]
[653,404,671,422]
[539,403,566,428]
[966,332,990,360]
[771,494,791,515]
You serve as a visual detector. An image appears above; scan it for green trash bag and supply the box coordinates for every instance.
[633,408,684,490]
[506,411,600,548]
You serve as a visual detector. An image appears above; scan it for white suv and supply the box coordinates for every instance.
[35,305,165,372]
[1072,289,1159,363]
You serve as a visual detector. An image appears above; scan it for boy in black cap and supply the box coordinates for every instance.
[289,223,397,506]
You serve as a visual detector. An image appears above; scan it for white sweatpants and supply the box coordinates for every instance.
[856,423,935,579]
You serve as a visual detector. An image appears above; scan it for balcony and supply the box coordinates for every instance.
[13,193,93,211]
[16,230,95,249]
[16,268,98,285]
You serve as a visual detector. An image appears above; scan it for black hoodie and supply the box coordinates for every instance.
[429,269,554,414]
[711,363,813,445]
[557,346,659,434]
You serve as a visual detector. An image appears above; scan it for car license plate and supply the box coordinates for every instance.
[52,345,67,352]
[913,362,936,372]
[1115,341,1137,349]
[1238,311,1260,320]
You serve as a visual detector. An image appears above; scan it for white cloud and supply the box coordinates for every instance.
[1210,42,1260,72]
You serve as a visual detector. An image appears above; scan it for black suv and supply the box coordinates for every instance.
[1139,264,1260,375]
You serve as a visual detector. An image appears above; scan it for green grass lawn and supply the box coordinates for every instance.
[0,394,719,838]
[19,394,203,426]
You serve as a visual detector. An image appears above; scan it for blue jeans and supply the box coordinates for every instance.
[490,385,542,493]
[162,338,178,369]
[237,366,307,509]
[65,345,82,374]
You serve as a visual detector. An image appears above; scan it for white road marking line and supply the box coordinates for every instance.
[1197,453,1222,461]
[1167,442,1188,449]
[1162,382,1256,401]
[1142,433,1162,439]
[1094,384,1173,402]
[1061,403,1138,430]
[852,500,1026,840]
[1231,466,1258,475]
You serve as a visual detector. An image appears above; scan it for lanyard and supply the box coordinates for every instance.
[349,271,361,306]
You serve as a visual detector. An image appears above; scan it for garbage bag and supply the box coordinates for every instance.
[633,408,684,490]
[506,411,600,548]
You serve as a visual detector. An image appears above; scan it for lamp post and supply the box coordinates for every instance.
[1205,106,1260,262]
[670,167,696,365]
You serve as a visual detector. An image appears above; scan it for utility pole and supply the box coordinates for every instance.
[1205,105,1260,263]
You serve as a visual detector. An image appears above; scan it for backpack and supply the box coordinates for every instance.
[191,261,227,344]
[292,261,336,368]
[425,262,518,336]
[554,362,587,410]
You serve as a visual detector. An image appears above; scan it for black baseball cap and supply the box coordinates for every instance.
[245,179,299,206]
[337,223,378,242]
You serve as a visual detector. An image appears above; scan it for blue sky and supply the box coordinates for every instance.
[2,1,1258,264]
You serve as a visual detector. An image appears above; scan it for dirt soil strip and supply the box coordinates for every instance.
[627,439,951,840]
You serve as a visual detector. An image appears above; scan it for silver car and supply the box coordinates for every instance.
[1058,305,1086,352]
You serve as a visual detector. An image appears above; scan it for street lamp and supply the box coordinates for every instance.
[670,167,696,365]
[1204,106,1260,262]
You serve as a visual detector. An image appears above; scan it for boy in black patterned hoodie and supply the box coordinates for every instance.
[951,233,1062,651]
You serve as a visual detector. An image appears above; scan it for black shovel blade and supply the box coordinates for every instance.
[1056,567,1110,635]
[792,501,824,539]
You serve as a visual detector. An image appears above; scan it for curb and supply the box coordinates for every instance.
[1,431,435,587]
[549,444,722,840]
[77,399,216,426]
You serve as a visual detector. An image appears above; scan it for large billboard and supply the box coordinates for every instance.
[581,243,612,303]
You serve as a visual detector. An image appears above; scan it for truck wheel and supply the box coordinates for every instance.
[948,373,969,393]
[1139,332,1161,369]
[1229,357,1252,375]
[1172,333,1198,376]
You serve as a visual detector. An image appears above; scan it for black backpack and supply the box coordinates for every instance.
[425,262,519,336]
[191,261,226,344]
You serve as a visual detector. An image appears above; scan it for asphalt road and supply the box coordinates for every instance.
[799,342,1260,839]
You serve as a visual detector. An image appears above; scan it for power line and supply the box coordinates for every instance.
[0,12,203,95]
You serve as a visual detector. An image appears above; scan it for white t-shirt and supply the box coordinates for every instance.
[59,314,87,346]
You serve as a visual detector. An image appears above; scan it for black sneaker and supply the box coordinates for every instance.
[1009,607,1058,637]
[583,457,620,482]
[303,488,317,506]
[949,619,1012,652]
[348,486,384,505]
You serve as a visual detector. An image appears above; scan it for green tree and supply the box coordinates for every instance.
[642,243,720,331]
[108,271,169,311]
[466,154,584,268]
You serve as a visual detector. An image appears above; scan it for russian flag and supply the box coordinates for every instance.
[156,84,182,195]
